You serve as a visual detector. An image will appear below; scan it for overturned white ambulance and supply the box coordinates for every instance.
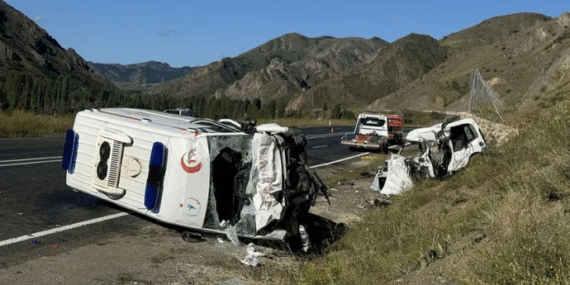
[62,108,329,245]
[371,118,487,195]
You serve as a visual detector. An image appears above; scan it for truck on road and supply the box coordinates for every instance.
[340,113,403,153]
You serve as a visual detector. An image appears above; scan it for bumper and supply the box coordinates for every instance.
[341,140,381,149]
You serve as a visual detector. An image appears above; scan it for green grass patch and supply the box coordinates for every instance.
[0,109,75,138]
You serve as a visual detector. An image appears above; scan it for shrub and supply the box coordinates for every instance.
[0,109,74,137]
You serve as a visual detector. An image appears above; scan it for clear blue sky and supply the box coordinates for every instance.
[6,0,568,67]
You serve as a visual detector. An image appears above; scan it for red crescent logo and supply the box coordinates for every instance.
[181,156,202,174]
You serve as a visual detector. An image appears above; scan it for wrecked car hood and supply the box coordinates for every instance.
[405,124,442,142]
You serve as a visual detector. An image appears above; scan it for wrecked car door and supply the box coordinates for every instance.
[447,122,485,172]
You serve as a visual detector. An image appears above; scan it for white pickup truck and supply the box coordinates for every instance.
[341,113,404,153]
[61,108,328,246]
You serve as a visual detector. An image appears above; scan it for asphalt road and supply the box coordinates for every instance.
[0,125,367,267]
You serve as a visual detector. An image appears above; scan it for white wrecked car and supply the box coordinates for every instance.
[61,108,329,246]
[371,118,487,195]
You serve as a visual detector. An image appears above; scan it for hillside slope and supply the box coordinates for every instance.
[147,33,389,105]
[0,1,107,89]
[148,32,450,112]
[366,12,570,119]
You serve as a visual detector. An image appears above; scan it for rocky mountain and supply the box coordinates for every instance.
[0,1,106,89]
[87,61,196,83]
[149,11,570,119]
[148,33,394,107]
[148,31,450,112]
[5,0,567,120]
[366,12,570,118]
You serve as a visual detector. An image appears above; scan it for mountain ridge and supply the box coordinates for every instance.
[0,1,99,82]
[366,11,570,118]
[87,60,197,83]
[2,1,569,122]
[146,32,449,111]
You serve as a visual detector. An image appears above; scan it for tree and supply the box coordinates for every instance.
[330,104,342,119]
[341,109,356,120]
[277,101,287,119]
[0,82,5,110]
[5,71,23,110]
[266,99,277,119]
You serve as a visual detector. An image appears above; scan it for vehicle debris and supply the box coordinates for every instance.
[341,113,403,153]
[371,118,487,195]
[181,231,204,243]
[62,108,338,253]
[241,243,265,266]
[366,197,391,208]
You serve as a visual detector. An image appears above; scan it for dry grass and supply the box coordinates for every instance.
[292,98,570,284]
[0,110,75,138]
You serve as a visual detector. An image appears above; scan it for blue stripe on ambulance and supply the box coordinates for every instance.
[144,142,166,211]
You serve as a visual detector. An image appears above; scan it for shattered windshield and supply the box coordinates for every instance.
[359,118,385,127]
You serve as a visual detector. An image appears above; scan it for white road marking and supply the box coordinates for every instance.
[0,156,61,163]
[310,152,371,169]
[306,133,348,139]
[0,159,61,167]
[312,145,329,148]
[0,213,129,247]
[0,132,368,248]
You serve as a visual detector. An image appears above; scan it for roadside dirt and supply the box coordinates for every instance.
[0,156,384,285]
